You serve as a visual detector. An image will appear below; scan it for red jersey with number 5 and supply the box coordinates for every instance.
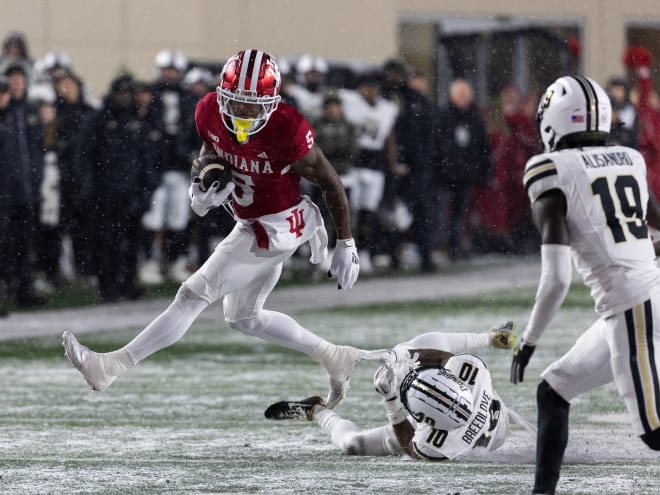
[194,92,315,219]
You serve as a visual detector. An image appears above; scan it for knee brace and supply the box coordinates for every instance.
[641,428,660,450]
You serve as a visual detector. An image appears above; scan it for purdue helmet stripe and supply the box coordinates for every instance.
[625,301,660,433]
[571,75,599,132]
[411,380,472,422]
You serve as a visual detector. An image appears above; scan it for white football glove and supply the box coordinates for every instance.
[189,178,235,217]
[374,364,397,401]
[327,238,359,290]
[374,364,408,424]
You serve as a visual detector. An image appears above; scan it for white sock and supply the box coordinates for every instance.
[100,348,135,375]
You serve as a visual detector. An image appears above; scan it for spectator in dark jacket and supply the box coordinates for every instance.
[76,74,158,302]
[53,69,98,280]
[0,76,12,315]
[433,78,491,261]
[606,76,638,148]
[382,59,438,272]
[0,64,46,306]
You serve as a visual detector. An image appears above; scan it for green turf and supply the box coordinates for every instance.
[1,285,658,494]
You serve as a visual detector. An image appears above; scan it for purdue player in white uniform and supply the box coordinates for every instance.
[265,323,535,460]
[400,352,511,460]
[338,74,399,271]
[509,75,660,495]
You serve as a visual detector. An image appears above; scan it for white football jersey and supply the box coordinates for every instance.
[411,354,508,460]
[338,89,398,152]
[288,85,323,121]
[523,145,660,316]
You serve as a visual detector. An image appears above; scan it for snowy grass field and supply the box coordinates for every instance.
[2,286,659,494]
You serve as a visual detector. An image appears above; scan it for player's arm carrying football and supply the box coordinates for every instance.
[292,143,360,290]
[188,141,235,217]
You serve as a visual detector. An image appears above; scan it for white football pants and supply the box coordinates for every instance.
[314,408,404,456]
[124,198,327,362]
[542,295,660,436]
[142,170,191,231]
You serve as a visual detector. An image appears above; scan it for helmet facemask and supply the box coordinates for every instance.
[217,87,280,143]
[216,49,282,143]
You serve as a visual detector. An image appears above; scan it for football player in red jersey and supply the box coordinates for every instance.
[63,49,361,410]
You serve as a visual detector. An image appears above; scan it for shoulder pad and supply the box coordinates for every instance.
[523,154,559,202]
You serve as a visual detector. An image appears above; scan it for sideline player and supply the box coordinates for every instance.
[63,49,361,409]
[266,323,535,459]
[509,75,660,495]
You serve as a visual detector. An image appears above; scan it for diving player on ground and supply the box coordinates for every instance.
[267,322,534,459]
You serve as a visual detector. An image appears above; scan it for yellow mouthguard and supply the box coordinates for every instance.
[233,118,252,143]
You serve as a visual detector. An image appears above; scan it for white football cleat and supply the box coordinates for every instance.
[62,331,132,391]
[313,342,361,409]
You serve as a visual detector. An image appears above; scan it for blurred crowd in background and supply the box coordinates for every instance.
[0,30,658,314]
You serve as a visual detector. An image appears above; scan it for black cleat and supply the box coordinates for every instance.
[264,396,326,421]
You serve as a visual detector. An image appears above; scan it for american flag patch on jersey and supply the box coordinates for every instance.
[571,114,585,123]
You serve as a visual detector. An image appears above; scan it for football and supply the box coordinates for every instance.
[191,154,233,192]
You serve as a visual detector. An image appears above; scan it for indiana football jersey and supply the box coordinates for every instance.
[523,145,660,316]
[411,354,507,460]
[195,93,314,219]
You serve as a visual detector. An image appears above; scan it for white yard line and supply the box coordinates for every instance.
[0,257,542,341]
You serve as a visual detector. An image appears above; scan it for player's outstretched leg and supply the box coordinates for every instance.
[312,341,361,409]
[62,331,134,391]
[264,396,326,421]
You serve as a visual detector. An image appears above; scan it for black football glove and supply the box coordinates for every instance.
[510,341,536,384]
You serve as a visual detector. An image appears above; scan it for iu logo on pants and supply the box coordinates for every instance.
[287,208,305,237]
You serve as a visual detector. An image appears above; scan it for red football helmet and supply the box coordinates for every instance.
[216,49,281,142]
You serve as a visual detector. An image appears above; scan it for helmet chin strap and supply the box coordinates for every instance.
[233,118,252,143]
